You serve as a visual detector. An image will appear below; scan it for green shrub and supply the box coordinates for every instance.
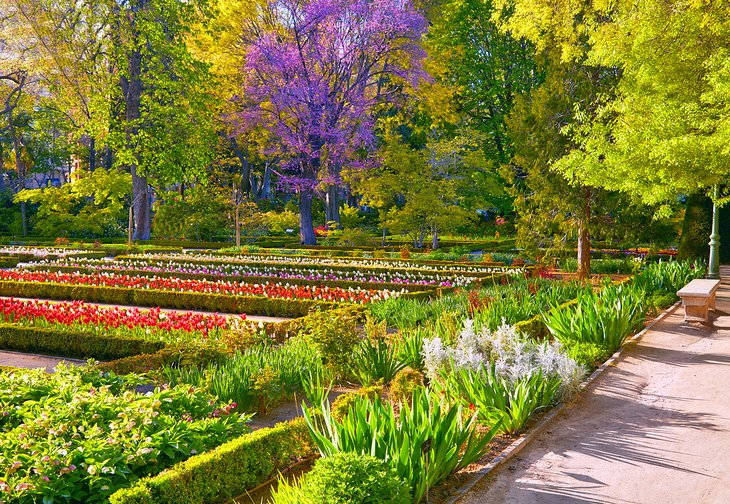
[300,307,363,380]
[98,345,230,375]
[564,341,609,368]
[390,367,424,404]
[0,281,334,317]
[331,385,383,421]
[271,452,410,504]
[109,418,315,504]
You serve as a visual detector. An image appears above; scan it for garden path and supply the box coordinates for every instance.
[0,350,85,372]
[459,265,730,504]
[0,295,292,323]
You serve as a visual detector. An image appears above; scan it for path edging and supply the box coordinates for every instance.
[446,301,682,503]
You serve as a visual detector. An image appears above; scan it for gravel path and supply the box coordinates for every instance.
[0,350,86,372]
[459,271,730,504]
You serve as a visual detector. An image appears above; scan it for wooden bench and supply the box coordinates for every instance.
[677,279,721,324]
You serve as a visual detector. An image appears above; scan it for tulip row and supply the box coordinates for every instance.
[0,297,233,339]
[133,252,523,276]
[0,270,399,304]
[33,257,475,288]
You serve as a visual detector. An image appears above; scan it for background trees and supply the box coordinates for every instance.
[235,0,426,244]
[0,0,721,268]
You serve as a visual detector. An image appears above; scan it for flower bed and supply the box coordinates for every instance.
[123,252,523,277]
[0,280,340,317]
[0,298,230,337]
[28,260,462,291]
[0,270,396,304]
[0,365,248,503]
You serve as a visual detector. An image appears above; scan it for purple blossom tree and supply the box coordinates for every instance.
[235,0,426,244]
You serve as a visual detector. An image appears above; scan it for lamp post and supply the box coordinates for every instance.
[708,184,721,279]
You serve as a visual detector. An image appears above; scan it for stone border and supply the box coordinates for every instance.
[446,301,682,503]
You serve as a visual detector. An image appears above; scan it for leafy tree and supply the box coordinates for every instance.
[110,0,217,240]
[426,0,540,163]
[503,0,729,263]
[15,168,131,237]
[353,133,472,249]
[235,0,427,245]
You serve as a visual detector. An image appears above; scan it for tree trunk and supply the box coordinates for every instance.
[261,163,272,200]
[299,187,316,245]
[418,224,425,249]
[9,113,26,235]
[235,203,241,247]
[131,168,150,240]
[382,227,387,247]
[89,137,96,171]
[120,0,151,241]
[230,137,251,196]
[432,223,439,250]
[576,189,591,279]
[325,185,340,227]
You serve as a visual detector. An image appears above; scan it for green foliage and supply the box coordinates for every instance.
[0,365,248,503]
[300,307,363,380]
[331,386,383,421]
[436,365,560,436]
[153,188,233,241]
[264,210,299,235]
[390,367,424,404]
[161,339,322,415]
[271,452,410,504]
[109,418,315,504]
[543,284,645,354]
[0,322,165,361]
[633,260,706,296]
[564,341,608,369]
[678,194,712,261]
[352,335,406,386]
[394,329,426,372]
[302,388,495,503]
[15,169,131,238]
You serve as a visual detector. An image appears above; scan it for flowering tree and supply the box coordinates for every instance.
[236,0,426,244]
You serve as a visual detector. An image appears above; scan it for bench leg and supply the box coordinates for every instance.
[684,303,711,324]
[709,292,717,310]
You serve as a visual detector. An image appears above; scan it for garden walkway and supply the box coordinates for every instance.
[459,266,730,504]
[0,350,85,372]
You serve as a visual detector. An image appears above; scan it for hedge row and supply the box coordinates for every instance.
[31,265,441,293]
[0,258,20,268]
[0,323,165,360]
[109,417,315,504]
[98,344,231,375]
[0,281,337,317]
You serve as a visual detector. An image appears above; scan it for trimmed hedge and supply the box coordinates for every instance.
[98,345,230,375]
[0,281,338,317]
[109,417,316,504]
[0,323,165,360]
